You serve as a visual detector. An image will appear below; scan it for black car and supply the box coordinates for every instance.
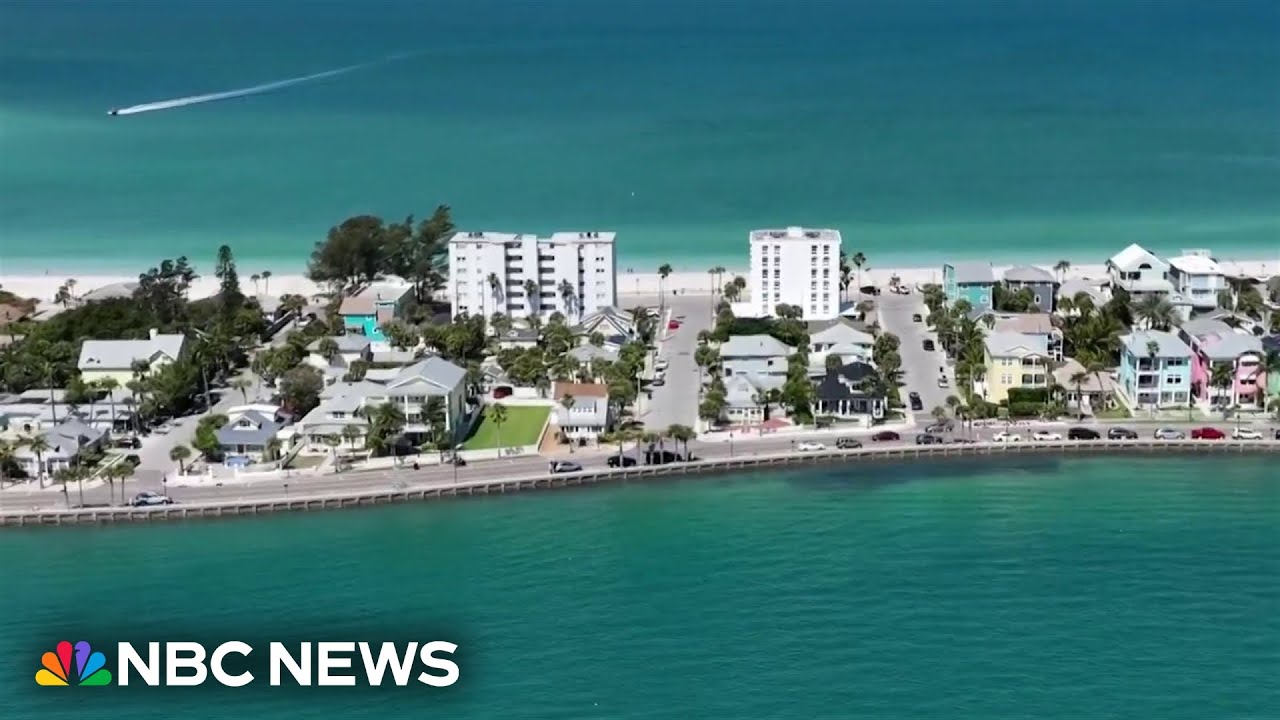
[922,339,935,351]
[915,433,944,445]
[1067,427,1100,440]
[925,422,952,433]
[550,461,583,473]
[908,392,923,411]
[835,437,862,449]
[123,454,142,467]
[606,455,637,468]
[912,313,923,322]
[644,450,683,465]
[445,454,466,466]
[872,430,900,442]
[1107,427,1138,440]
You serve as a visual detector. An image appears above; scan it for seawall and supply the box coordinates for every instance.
[2,439,1276,527]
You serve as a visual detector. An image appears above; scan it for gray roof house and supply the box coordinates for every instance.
[1001,265,1058,312]
[1120,330,1192,359]
[11,419,107,476]
[80,281,139,303]
[568,344,619,365]
[78,329,186,374]
[808,320,874,352]
[216,410,285,459]
[984,331,1050,358]
[574,306,635,339]
[720,334,794,381]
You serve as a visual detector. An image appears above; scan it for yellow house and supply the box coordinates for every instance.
[77,329,187,385]
[979,331,1050,403]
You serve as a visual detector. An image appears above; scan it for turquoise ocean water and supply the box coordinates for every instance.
[1,0,1278,274]
[1,455,1277,717]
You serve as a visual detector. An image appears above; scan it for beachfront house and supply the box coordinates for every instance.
[448,231,618,322]
[720,334,794,381]
[1053,359,1118,415]
[216,408,285,464]
[942,262,996,313]
[807,319,874,370]
[1116,330,1193,411]
[1178,318,1265,409]
[1106,244,1171,297]
[552,382,613,443]
[812,361,887,426]
[77,328,187,385]
[305,335,372,372]
[721,374,770,425]
[1000,265,1058,312]
[338,283,414,346]
[748,226,842,320]
[973,312,1064,361]
[9,419,107,479]
[975,331,1051,404]
[1166,250,1226,312]
[1056,278,1108,314]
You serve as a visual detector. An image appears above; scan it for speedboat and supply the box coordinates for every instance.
[107,108,120,116]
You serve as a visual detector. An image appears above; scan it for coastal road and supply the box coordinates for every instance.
[878,291,952,418]
[5,419,1274,511]
[645,295,712,431]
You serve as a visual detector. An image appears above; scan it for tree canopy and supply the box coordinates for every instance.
[307,206,454,301]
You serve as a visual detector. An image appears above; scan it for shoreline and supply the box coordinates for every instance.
[3,440,1276,528]
[4,256,1276,307]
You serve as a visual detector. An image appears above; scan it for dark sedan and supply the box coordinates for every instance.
[1067,427,1100,440]
[1107,427,1138,440]
[872,431,900,442]
[915,433,944,445]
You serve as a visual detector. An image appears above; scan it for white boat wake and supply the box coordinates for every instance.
[107,60,378,116]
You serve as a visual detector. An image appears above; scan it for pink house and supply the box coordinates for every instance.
[1179,318,1265,408]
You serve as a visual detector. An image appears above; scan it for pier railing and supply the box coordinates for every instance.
[2,439,1276,527]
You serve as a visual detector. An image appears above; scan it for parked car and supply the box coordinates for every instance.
[1107,427,1138,440]
[937,376,949,388]
[835,437,862,449]
[1031,430,1063,441]
[908,392,923,411]
[1190,427,1224,440]
[1067,427,1100,440]
[992,432,1022,443]
[650,377,666,387]
[922,339,935,351]
[797,441,826,452]
[130,491,173,507]
[1154,428,1186,440]
[924,422,952,433]
[912,313,923,322]
[112,436,141,449]
[667,319,680,330]
[550,460,583,473]
[915,433,944,445]
[655,359,669,370]
[644,449,685,465]
[606,455,638,467]
[872,430,900,442]
[443,453,466,466]
[123,454,142,467]
[1274,428,1280,440]
[1229,427,1262,440]
[950,438,976,444]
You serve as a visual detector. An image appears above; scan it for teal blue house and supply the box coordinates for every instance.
[942,262,996,312]
[338,283,414,343]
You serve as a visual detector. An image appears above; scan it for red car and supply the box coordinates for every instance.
[1191,427,1225,440]
[871,431,900,442]
[667,319,680,330]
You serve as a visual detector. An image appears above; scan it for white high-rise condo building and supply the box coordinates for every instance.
[448,231,617,321]
[748,226,842,320]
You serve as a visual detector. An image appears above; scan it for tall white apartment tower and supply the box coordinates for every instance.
[748,226,842,320]
[448,231,617,321]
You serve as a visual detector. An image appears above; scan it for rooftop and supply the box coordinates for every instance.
[78,330,185,371]
[749,226,841,243]
[720,334,795,358]
[984,331,1050,357]
[1053,359,1118,394]
[552,381,608,400]
[1002,265,1056,284]
[546,231,617,244]
[948,262,995,285]
[1108,243,1167,271]
[1167,254,1222,275]
[1120,330,1192,358]
[339,283,413,316]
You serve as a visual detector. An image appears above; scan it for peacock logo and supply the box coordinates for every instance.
[36,640,113,686]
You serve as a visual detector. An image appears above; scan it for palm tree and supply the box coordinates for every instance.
[523,279,540,318]
[280,293,308,325]
[169,444,192,475]
[657,264,673,313]
[490,403,509,452]
[1069,370,1090,412]
[487,272,503,319]
[261,270,273,296]
[1053,260,1071,284]
[250,273,261,294]
[666,424,695,459]
[368,402,407,459]
[318,337,340,365]
[53,468,74,508]
[1132,294,1177,331]
[231,377,251,404]
[557,279,577,322]
[111,461,134,505]
[323,435,343,470]
[1209,362,1235,411]
[852,252,866,295]
[23,434,50,486]
[558,393,576,447]
[931,405,948,422]
[95,377,120,433]
[342,423,363,451]
[0,440,14,489]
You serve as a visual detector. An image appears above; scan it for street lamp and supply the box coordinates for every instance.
[729,432,734,458]
[283,482,289,499]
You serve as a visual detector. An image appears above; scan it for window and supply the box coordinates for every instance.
[823,269,829,278]
[811,245,818,255]
[774,270,780,279]
[823,281,829,290]
[1165,375,1182,385]
[1001,374,1012,384]
[810,268,817,278]
[810,293,817,301]
[823,245,830,255]
[773,245,781,254]
[810,282,817,290]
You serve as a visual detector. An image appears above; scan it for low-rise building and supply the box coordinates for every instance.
[552,382,612,443]
[573,306,635,340]
[305,335,372,371]
[1166,250,1225,311]
[721,374,783,426]
[812,361,887,426]
[942,262,996,313]
[10,419,107,478]
[807,320,874,367]
[1056,278,1108,313]
[1000,265,1058,312]
[77,328,187,385]
[720,335,794,381]
[338,283,414,345]
[974,312,1064,361]
[1107,243,1172,296]
[216,409,285,463]
[1117,330,1193,410]
[1178,318,1265,408]
[976,332,1051,403]
[1053,359,1118,415]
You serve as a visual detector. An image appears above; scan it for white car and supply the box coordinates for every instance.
[130,491,173,507]
[992,432,1022,443]
[937,376,949,388]
[655,359,669,370]
[1231,428,1262,440]
[1032,431,1062,441]
[797,441,826,452]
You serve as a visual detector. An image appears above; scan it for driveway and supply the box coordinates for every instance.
[878,291,954,419]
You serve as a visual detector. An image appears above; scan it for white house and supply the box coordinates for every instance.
[305,335,372,371]
[720,334,794,381]
[1106,244,1172,296]
[448,231,617,322]
[552,382,612,443]
[748,226,842,320]
[1166,250,1225,311]
[807,320,874,369]
[77,329,186,385]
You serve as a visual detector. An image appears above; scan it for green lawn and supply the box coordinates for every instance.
[461,405,550,450]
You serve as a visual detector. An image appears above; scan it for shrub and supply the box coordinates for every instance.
[1007,388,1049,404]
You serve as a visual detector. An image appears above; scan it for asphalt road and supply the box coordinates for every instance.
[5,418,1274,512]
[877,290,953,418]
[644,295,712,431]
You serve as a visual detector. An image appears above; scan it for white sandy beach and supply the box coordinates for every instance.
[2,259,1276,312]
